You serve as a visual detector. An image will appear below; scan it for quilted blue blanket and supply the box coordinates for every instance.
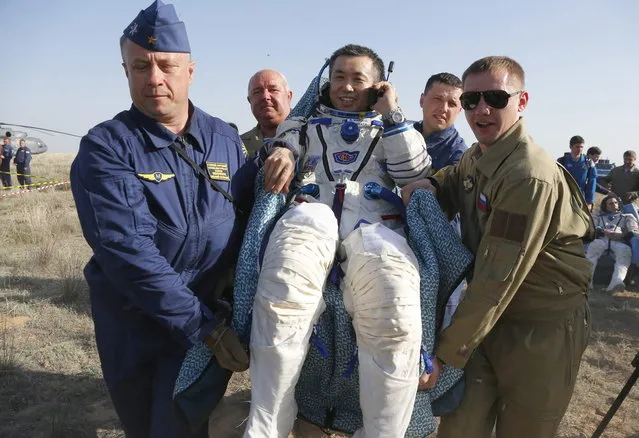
[175,174,473,437]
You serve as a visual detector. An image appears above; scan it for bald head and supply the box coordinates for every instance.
[247,69,292,137]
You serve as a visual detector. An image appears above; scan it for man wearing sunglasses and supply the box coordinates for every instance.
[402,56,594,438]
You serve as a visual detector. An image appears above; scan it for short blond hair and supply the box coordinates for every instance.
[462,56,525,89]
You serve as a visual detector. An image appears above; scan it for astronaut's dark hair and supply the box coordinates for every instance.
[328,44,385,83]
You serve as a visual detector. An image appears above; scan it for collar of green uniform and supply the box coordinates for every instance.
[240,124,263,142]
[129,101,204,151]
[474,117,527,178]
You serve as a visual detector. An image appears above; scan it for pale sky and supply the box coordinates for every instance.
[2,0,638,163]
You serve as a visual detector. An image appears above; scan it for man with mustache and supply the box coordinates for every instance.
[403,56,593,438]
[241,69,293,158]
[70,1,254,436]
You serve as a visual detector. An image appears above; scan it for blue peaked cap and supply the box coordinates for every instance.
[123,0,190,53]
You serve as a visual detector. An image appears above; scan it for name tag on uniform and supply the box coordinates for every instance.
[137,172,176,183]
[206,162,230,181]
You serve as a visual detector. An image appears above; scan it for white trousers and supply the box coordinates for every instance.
[244,202,422,438]
[586,238,631,291]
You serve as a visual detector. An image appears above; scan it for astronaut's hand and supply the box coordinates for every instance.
[264,147,295,194]
[371,81,398,117]
[418,357,443,391]
[204,322,249,372]
[401,178,438,206]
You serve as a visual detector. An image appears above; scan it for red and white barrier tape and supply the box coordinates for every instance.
[0,181,71,199]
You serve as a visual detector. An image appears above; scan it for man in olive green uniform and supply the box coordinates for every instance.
[241,69,292,158]
[403,56,593,438]
[602,150,639,203]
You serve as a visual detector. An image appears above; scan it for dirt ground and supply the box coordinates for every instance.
[1,154,637,437]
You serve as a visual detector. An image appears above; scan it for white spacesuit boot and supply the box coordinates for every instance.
[341,223,422,438]
[244,203,339,438]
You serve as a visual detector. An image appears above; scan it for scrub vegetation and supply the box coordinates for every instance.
[0,154,637,437]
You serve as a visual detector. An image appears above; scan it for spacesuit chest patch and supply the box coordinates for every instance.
[333,151,359,165]
[302,155,321,173]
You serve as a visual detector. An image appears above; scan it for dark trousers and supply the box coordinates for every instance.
[0,161,11,188]
[104,350,212,438]
[93,305,232,438]
[16,164,31,187]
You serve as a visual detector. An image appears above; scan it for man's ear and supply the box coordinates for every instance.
[517,91,529,112]
[187,60,195,84]
[419,93,425,109]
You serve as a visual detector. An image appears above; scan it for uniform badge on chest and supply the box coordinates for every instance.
[463,175,475,193]
[206,162,230,181]
[137,172,176,183]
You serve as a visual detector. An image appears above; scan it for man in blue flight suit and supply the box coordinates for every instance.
[1,136,14,189]
[14,139,32,187]
[70,1,255,437]
[414,73,468,172]
[558,135,597,211]
[414,72,468,354]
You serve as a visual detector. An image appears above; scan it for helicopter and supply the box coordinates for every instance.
[1,122,82,155]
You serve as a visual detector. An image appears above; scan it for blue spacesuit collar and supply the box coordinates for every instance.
[129,102,204,151]
[317,103,378,120]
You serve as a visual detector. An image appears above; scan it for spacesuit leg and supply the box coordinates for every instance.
[244,202,339,438]
[608,241,631,291]
[341,223,422,438]
[585,239,606,284]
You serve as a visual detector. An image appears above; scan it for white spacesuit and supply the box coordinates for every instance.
[244,103,432,438]
[587,195,639,292]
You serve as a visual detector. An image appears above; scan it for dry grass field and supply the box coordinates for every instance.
[0,154,637,437]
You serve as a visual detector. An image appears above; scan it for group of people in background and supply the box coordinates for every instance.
[558,136,639,292]
[1,134,33,189]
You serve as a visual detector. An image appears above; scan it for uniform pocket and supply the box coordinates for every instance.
[486,240,523,282]
[565,304,590,389]
[154,219,187,267]
[566,317,576,387]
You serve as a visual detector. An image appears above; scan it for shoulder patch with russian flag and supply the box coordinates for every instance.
[478,192,489,212]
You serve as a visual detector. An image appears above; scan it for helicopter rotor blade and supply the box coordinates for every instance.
[1,122,82,138]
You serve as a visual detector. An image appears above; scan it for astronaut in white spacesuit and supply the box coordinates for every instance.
[587,194,639,292]
[243,44,432,438]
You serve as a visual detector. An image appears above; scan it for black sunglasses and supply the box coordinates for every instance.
[460,90,522,110]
